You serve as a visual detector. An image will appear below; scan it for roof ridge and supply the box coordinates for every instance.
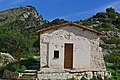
[36,22,104,35]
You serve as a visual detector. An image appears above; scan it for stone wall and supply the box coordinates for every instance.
[38,70,111,80]
[40,25,106,71]
[90,39,106,70]
[3,69,19,79]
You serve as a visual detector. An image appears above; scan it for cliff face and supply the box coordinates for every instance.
[0,6,46,57]
[0,6,44,29]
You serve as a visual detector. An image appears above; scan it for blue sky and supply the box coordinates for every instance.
[0,0,120,21]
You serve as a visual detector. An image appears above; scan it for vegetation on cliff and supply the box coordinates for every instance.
[78,7,120,62]
[0,6,45,58]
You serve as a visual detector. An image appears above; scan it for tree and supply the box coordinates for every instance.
[95,12,107,18]
[106,7,117,19]
[106,7,115,13]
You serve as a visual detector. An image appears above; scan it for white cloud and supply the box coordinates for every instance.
[49,0,120,21]
[54,14,76,21]
[104,0,120,12]
[105,0,120,9]
[63,0,120,20]
[59,8,102,21]
[75,9,98,17]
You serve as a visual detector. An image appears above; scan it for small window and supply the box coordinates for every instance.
[54,50,59,58]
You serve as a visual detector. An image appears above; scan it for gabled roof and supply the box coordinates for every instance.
[36,22,104,35]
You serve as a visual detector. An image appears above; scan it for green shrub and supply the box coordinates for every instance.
[94,12,107,18]
[15,65,26,72]
[104,76,114,80]
[0,57,39,74]
[20,57,39,70]
[0,66,6,77]
[97,76,103,80]
[83,21,93,26]
[5,63,26,73]
[100,44,109,49]
[90,76,98,80]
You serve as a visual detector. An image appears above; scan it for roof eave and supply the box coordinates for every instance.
[36,22,104,36]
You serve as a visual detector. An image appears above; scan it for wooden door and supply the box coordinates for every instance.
[64,43,73,69]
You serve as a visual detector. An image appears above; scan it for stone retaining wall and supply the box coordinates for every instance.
[38,71,111,80]
[3,69,19,79]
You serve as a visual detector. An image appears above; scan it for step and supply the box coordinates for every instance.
[20,70,38,80]
[23,72,36,75]
[20,73,37,79]
[24,70,37,73]
[21,76,37,79]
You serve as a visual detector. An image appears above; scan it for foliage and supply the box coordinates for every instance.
[101,23,111,28]
[106,7,116,13]
[0,66,6,77]
[82,21,93,26]
[104,53,120,79]
[0,57,39,73]
[4,63,26,73]
[0,6,44,58]
[106,64,120,80]
[0,20,38,58]
[81,76,88,80]
[79,7,120,66]
[77,7,120,80]
[41,18,68,28]
[90,76,98,80]
[14,65,26,72]
[94,12,107,18]
[100,44,109,49]
[105,53,120,65]
[20,57,39,70]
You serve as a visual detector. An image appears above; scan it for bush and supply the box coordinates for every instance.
[106,63,120,80]
[20,57,39,70]
[100,44,109,49]
[15,65,26,72]
[81,76,88,80]
[0,66,6,77]
[82,21,93,26]
[94,12,107,18]
[0,57,39,75]
[5,63,26,73]
[90,76,98,80]
[104,75,114,80]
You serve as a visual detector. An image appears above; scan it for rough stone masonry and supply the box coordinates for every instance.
[36,23,109,79]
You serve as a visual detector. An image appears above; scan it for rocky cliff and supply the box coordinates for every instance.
[0,6,45,57]
[0,6,44,28]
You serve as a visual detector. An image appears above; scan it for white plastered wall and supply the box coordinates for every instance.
[40,25,105,71]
